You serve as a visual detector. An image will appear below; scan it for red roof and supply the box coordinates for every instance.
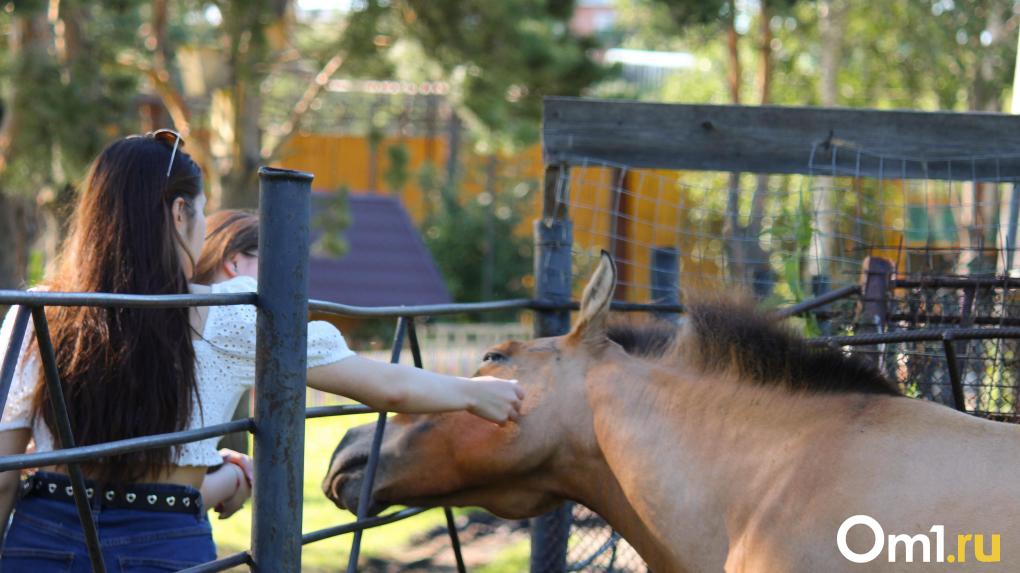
[309,193,451,306]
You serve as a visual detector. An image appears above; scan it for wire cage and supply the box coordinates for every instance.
[534,98,1020,572]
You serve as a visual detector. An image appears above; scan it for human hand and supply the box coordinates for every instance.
[214,463,251,519]
[464,376,524,425]
[219,448,254,487]
[214,449,253,519]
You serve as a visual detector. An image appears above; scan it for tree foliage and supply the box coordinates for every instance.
[422,166,534,307]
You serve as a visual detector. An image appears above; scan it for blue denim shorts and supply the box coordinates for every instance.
[1,473,217,572]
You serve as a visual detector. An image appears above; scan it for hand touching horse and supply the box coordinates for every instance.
[325,253,1020,572]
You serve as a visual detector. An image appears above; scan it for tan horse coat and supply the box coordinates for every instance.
[326,253,1020,572]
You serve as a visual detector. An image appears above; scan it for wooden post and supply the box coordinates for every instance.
[530,162,573,573]
[856,257,893,369]
[608,167,630,302]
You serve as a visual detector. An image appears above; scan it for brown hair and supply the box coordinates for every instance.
[35,134,204,484]
[193,210,258,285]
[606,301,900,396]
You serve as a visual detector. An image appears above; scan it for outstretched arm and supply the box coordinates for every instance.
[307,356,523,424]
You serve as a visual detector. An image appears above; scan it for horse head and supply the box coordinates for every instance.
[323,251,623,519]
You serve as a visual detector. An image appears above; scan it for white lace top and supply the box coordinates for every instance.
[0,276,355,466]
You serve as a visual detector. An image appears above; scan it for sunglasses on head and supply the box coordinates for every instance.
[149,129,184,178]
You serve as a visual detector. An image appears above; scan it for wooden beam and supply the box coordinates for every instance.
[543,97,1020,180]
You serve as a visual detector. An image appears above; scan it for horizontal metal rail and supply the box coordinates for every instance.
[0,404,382,472]
[179,507,432,573]
[176,550,254,573]
[309,298,534,318]
[0,292,690,321]
[0,418,254,472]
[884,313,1020,328]
[0,291,256,308]
[891,276,1020,289]
[12,273,1020,320]
[531,300,686,314]
[310,298,684,319]
[772,285,861,319]
[305,404,375,419]
[303,507,430,545]
[809,327,1020,347]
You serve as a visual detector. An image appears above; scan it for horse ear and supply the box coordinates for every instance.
[569,251,617,347]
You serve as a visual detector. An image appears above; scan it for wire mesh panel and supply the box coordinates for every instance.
[813,279,1020,421]
[566,505,646,573]
[543,150,1020,306]
[540,132,1020,570]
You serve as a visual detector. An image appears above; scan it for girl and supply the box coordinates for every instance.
[193,210,259,286]
[194,208,257,470]
[0,132,522,571]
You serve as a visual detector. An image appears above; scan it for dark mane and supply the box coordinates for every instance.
[606,302,900,396]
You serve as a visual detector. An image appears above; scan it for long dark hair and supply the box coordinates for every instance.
[193,210,258,285]
[34,134,204,484]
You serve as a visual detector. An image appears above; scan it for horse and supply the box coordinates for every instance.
[323,253,1020,572]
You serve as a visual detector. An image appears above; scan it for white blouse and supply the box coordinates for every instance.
[0,275,355,467]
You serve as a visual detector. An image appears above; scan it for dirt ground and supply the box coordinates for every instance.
[360,512,530,572]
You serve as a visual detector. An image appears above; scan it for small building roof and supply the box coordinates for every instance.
[308,193,451,307]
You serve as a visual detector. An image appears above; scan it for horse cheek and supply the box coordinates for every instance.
[448,415,518,479]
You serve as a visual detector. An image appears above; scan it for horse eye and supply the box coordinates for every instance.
[482,352,507,363]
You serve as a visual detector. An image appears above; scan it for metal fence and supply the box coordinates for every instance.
[0,160,678,572]
[9,99,1020,572]
[0,168,529,573]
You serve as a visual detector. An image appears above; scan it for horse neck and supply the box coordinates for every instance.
[568,357,865,572]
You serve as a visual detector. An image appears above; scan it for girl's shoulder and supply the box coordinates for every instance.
[209,275,257,294]
[201,276,258,347]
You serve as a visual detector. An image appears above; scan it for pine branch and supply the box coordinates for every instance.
[261,53,345,162]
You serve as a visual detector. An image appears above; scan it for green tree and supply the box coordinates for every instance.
[400,0,606,150]
[424,172,534,308]
[0,1,143,289]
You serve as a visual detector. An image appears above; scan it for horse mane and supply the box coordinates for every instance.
[606,300,900,396]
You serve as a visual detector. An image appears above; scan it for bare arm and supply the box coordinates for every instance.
[307,356,523,424]
[200,463,244,508]
[0,429,30,540]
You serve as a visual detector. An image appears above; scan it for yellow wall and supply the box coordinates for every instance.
[277,133,918,302]
[275,133,545,227]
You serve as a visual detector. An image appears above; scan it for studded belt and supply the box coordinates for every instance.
[21,472,203,514]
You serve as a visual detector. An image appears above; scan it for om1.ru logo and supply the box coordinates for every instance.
[837,515,1000,564]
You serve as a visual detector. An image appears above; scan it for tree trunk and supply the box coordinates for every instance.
[216,81,263,209]
[445,109,462,190]
[755,0,772,106]
[722,0,744,282]
[481,155,498,301]
[0,193,40,290]
[724,0,741,105]
[0,11,47,291]
[811,0,846,279]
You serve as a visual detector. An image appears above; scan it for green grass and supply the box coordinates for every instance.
[210,403,528,571]
[211,410,454,571]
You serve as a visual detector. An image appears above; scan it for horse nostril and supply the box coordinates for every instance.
[336,453,370,475]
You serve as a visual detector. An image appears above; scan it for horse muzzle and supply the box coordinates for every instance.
[322,426,390,517]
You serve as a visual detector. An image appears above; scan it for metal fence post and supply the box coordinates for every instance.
[811,274,831,336]
[650,246,680,320]
[531,163,573,573]
[252,166,313,572]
